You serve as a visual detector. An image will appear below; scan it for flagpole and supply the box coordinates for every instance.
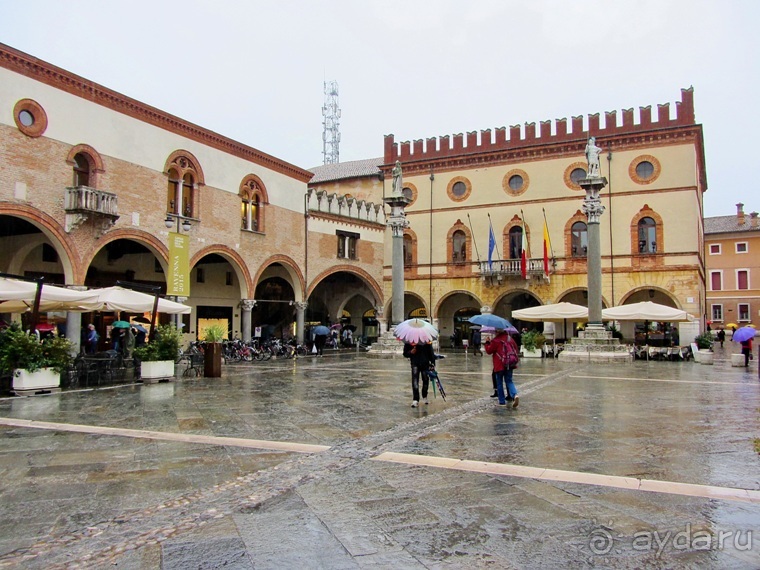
[519,209,527,280]
[466,213,481,263]
[487,213,501,259]
[542,208,555,260]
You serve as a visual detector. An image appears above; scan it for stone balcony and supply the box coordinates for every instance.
[64,186,120,233]
[477,258,549,280]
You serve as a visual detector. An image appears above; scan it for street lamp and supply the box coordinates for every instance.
[165,214,192,232]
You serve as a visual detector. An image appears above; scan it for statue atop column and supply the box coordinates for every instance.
[585,137,603,178]
[391,161,403,196]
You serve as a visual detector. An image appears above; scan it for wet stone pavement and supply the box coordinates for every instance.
[0,344,758,569]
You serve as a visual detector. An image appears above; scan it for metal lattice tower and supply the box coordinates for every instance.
[322,80,341,165]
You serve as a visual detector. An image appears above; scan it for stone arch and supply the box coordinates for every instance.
[255,254,306,301]
[0,204,79,283]
[620,286,681,309]
[190,244,253,299]
[307,264,382,306]
[382,290,428,322]
[163,150,205,186]
[434,289,483,320]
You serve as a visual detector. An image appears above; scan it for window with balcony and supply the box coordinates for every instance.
[73,153,90,187]
[571,222,588,257]
[452,230,467,264]
[509,226,523,259]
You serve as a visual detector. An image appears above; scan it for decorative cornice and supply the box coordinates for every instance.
[0,43,314,183]
[309,211,386,231]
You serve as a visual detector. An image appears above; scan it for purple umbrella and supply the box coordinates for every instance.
[732,326,756,343]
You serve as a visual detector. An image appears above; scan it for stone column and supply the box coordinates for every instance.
[240,299,255,342]
[384,163,410,327]
[66,285,89,354]
[295,301,308,344]
[579,177,607,326]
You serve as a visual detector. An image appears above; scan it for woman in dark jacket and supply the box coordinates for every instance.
[403,341,435,407]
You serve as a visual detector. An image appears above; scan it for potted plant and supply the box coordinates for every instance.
[133,324,183,381]
[694,331,714,365]
[202,323,226,377]
[0,322,74,393]
[520,330,545,358]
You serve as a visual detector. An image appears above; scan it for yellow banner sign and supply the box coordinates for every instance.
[167,232,190,296]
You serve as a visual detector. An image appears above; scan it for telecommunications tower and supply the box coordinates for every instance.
[322,80,341,164]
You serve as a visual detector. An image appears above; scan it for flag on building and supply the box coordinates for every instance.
[521,216,528,280]
[543,219,551,277]
[488,222,496,271]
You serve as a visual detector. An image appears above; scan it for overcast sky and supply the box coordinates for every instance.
[1,0,757,217]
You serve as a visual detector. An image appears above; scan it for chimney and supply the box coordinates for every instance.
[751,212,758,228]
[736,203,745,225]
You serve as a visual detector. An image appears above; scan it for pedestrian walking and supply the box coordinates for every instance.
[403,340,436,408]
[741,338,753,367]
[485,329,520,407]
[471,327,483,356]
[717,328,726,348]
[85,324,99,354]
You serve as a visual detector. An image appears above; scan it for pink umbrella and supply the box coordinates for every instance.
[394,318,438,344]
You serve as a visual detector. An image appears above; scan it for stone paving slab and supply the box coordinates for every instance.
[0,348,756,568]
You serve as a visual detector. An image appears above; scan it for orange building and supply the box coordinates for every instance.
[704,203,760,330]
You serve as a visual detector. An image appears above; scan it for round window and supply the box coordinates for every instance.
[570,168,586,184]
[635,161,655,180]
[402,187,413,201]
[508,175,524,191]
[452,181,467,198]
[18,110,34,127]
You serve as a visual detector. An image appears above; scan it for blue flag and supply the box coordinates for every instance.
[488,223,496,270]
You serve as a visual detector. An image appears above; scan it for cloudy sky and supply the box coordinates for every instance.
[1,0,757,217]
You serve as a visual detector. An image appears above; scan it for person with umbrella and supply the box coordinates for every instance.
[313,325,330,356]
[403,340,436,407]
[485,327,520,408]
[733,326,756,367]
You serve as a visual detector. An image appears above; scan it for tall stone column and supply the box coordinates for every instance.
[580,181,606,325]
[384,161,410,327]
[295,301,308,344]
[240,300,255,342]
[66,285,89,354]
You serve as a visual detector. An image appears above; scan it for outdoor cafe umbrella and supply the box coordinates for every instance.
[90,286,191,314]
[732,326,756,343]
[394,318,438,344]
[0,277,102,313]
[511,302,589,342]
[313,325,330,336]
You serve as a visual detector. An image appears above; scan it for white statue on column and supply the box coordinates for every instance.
[392,161,403,196]
[585,137,602,178]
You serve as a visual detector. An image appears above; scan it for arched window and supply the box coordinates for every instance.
[452,230,467,264]
[164,152,202,218]
[509,226,523,259]
[240,176,267,232]
[571,221,588,257]
[638,217,656,253]
[73,153,90,187]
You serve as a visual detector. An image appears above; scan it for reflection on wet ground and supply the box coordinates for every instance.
[0,343,758,568]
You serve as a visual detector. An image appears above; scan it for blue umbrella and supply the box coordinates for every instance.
[468,314,513,330]
[732,326,756,343]
[132,324,147,333]
[313,325,330,336]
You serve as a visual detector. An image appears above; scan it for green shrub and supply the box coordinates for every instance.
[133,324,183,362]
[0,322,74,373]
[521,330,546,351]
[694,331,713,350]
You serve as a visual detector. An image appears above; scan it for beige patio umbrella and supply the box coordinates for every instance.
[0,277,102,313]
[90,286,191,314]
[601,301,692,322]
[511,302,589,341]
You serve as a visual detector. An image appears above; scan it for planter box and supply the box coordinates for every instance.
[204,342,222,377]
[521,348,543,358]
[731,353,746,367]
[698,350,714,365]
[139,360,175,381]
[13,367,60,393]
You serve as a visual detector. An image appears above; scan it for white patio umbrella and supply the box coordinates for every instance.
[511,302,589,342]
[601,301,691,322]
[90,286,191,314]
[0,277,102,312]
